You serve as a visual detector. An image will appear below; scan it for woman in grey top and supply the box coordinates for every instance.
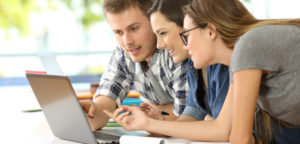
[103,0,300,143]
[180,0,300,143]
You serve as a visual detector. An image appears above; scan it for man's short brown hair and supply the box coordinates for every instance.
[103,0,154,16]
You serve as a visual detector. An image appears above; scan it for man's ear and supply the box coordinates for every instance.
[206,23,218,40]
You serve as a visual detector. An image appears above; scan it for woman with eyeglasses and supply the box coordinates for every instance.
[105,0,229,128]
[181,0,300,143]
[105,0,300,143]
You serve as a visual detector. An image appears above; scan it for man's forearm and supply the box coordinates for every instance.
[87,108,110,130]
[88,96,117,130]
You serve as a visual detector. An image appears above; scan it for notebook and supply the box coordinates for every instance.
[26,73,123,144]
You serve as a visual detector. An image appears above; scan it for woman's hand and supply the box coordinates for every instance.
[103,106,150,131]
[139,103,165,120]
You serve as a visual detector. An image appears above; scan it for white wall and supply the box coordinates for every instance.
[246,0,300,19]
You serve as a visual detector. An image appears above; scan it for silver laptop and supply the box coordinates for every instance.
[26,73,121,144]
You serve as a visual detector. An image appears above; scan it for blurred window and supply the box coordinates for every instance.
[0,0,299,86]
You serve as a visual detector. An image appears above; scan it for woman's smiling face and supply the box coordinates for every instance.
[150,12,189,63]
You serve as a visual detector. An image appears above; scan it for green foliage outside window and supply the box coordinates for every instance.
[0,0,36,36]
[0,0,103,36]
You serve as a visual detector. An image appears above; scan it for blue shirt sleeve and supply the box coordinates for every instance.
[206,64,229,119]
[182,60,207,120]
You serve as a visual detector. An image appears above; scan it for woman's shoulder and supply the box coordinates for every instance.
[240,25,300,42]
[235,25,299,54]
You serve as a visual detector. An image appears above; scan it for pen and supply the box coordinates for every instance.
[130,104,169,115]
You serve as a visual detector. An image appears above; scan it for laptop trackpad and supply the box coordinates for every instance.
[94,128,148,144]
[94,131,120,144]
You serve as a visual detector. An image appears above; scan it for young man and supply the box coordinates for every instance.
[80,0,189,130]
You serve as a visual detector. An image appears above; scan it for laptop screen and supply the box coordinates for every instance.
[26,73,98,144]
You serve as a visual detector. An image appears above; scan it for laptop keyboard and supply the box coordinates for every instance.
[94,131,120,144]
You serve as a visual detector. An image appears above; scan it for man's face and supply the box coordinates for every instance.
[106,6,156,62]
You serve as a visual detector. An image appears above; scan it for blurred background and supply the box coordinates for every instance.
[0,0,299,86]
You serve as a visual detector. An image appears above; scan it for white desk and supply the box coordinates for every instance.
[0,85,229,144]
[0,85,80,144]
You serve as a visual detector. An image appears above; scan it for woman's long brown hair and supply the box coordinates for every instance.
[183,0,300,49]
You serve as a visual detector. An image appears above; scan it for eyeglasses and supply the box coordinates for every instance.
[179,23,207,46]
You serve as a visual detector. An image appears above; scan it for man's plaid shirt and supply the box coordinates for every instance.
[94,46,189,116]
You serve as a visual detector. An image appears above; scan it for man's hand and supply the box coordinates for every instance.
[79,99,96,118]
[79,96,117,130]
